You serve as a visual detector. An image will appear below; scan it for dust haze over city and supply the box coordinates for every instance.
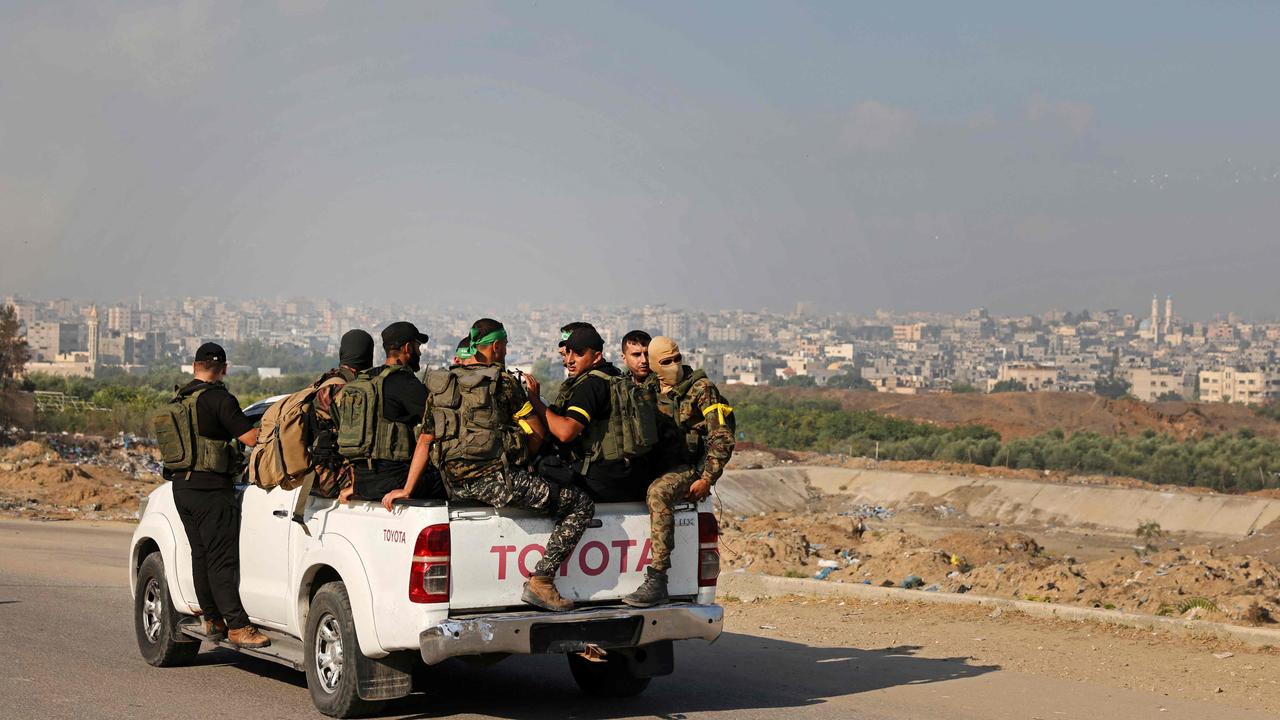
[2,1,1278,318]
[12,5,1280,720]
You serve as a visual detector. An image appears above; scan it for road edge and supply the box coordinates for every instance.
[719,571,1280,648]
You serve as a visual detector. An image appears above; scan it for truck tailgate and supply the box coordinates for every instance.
[448,501,699,611]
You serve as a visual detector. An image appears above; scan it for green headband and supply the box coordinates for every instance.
[467,327,507,357]
[455,345,476,360]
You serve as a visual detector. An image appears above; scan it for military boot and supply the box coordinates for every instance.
[227,625,271,648]
[623,567,668,608]
[202,617,227,641]
[522,575,574,612]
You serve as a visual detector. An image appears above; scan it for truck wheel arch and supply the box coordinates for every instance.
[130,514,182,609]
[296,537,383,658]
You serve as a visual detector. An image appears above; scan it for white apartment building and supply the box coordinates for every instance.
[996,363,1060,391]
[1129,368,1185,402]
[1198,368,1279,405]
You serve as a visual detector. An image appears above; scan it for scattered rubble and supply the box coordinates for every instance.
[0,435,163,520]
[720,510,1280,627]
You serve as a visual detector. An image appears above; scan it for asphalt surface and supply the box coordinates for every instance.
[1,518,1274,720]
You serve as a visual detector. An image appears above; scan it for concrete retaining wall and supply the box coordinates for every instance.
[716,466,1280,538]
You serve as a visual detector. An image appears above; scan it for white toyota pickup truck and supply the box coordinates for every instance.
[128,476,723,717]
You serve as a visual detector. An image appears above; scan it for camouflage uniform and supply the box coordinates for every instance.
[450,466,593,575]
[422,366,594,576]
[646,366,735,572]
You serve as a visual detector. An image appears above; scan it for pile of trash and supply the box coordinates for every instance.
[0,436,163,521]
[720,511,1280,626]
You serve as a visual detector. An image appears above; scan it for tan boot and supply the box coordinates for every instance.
[228,625,271,648]
[202,617,227,641]
[522,575,574,612]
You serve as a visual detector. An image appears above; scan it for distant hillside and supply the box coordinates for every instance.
[723,387,1280,441]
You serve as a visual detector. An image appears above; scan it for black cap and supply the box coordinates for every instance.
[381,321,429,349]
[558,321,596,347]
[339,329,374,370]
[194,342,226,364]
[563,326,604,353]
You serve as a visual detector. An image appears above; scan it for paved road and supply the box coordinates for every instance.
[0,518,1273,720]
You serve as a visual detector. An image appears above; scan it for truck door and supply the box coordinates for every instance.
[237,485,298,628]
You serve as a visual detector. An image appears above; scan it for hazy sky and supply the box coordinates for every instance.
[2,1,1278,320]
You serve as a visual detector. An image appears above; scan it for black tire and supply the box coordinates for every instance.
[567,652,652,697]
[305,582,386,718]
[134,552,200,667]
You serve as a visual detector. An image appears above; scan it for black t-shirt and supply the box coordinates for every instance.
[164,380,255,490]
[563,362,642,497]
[351,365,428,498]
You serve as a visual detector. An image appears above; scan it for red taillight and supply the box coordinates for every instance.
[698,512,720,588]
[409,523,450,604]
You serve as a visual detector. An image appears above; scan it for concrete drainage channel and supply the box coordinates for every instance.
[719,571,1280,649]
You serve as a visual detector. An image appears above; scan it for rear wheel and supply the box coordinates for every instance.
[134,552,199,667]
[305,581,386,718]
[567,651,652,697]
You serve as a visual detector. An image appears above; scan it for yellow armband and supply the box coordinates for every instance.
[702,403,734,425]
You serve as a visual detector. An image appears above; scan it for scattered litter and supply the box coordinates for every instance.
[840,504,896,520]
[901,575,924,589]
[1213,652,1234,660]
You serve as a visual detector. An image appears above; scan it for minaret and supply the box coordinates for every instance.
[1164,296,1173,335]
[87,304,100,369]
[1151,295,1160,345]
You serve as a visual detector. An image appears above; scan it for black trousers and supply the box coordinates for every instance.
[173,485,250,629]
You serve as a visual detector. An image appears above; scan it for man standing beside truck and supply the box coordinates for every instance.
[624,336,736,608]
[390,318,595,612]
[153,342,271,648]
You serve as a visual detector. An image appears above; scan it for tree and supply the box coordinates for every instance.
[1094,377,1131,399]
[826,372,874,390]
[0,305,30,388]
[1156,390,1183,402]
[951,383,980,394]
[991,380,1027,393]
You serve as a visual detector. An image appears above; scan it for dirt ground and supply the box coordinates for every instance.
[729,387,1280,441]
[0,439,162,520]
[720,504,1280,628]
[722,594,1280,716]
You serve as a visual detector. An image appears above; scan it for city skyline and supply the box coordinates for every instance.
[2,289,1275,326]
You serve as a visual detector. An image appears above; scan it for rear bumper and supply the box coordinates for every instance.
[419,602,723,665]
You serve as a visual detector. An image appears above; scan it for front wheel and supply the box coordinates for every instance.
[567,651,652,697]
[134,552,199,667]
[305,582,385,718]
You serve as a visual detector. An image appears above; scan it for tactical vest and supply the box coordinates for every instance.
[658,367,711,460]
[152,384,240,476]
[564,367,659,472]
[423,364,514,470]
[335,365,416,463]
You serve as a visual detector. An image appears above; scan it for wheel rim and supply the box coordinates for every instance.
[141,577,163,643]
[314,612,344,694]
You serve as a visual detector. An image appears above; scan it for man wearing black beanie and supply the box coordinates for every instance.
[338,329,374,373]
[302,329,377,503]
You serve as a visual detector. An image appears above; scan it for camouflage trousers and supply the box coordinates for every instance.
[645,466,696,572]
[450,466,594,577]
